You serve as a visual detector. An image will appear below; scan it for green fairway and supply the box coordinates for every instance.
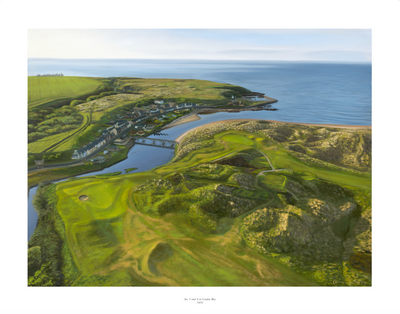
[221,133,255,146]
[263,146,371,191]
[55,171,316,286]
[56,173,160,275]
[44,121,371,287]
[259,174,287,192]
[28,76,105,107]
[161,129,371,192]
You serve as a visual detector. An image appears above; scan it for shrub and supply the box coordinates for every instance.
[28,246,42,276]
[28,155,35,166]
[28,132,48,143]
[70,100,86,106]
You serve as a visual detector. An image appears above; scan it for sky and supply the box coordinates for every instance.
[28,29,371,62]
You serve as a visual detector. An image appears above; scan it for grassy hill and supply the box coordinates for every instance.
[28,121,371,286]
[112,78,250,102]
[28,76,106,108]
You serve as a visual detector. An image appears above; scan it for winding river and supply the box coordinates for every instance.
[28,61,372,241]
[28,110,288,240]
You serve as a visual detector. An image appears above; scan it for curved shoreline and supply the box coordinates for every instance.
[175,119,372,143]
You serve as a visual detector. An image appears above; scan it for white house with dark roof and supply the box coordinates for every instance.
[71,122,132,160]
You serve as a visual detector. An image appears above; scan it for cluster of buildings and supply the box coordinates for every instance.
[125,101,199,118]
[71,120,132,160]
[122,100,199,130]
[71,98,200,160]
[36,73,64,77]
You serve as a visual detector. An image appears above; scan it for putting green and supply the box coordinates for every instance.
[221,134,255,146]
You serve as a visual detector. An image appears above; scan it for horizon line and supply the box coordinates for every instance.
[28,57,371,64]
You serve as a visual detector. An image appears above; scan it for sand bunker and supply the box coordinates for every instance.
[79,195,89,201]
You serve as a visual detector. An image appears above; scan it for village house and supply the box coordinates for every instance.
[180,102,198,108]
[91,156,105,164]
[71,122,132,160]
[144,125,154,131]
[232,100,244,106]
[135,107,150,114]
[160,104,172,112]
[34,159,44,169]
[128,110,142,119]
[114,137,130,146]
[108,145,120,152]
[154,99,164,104]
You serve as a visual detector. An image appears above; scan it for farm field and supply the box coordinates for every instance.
[77,78,255,122]
[28,112,90,154]
[28,76,106,108]
[113,78,250,102]
[30,121,371,287]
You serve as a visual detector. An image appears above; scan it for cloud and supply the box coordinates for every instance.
[304,50,371,62]
[28,29,371,62]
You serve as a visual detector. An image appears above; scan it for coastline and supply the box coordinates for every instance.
[162,110,201,129]
[175,119,372,143]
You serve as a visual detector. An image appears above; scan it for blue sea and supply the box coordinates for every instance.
[28,59,371,126]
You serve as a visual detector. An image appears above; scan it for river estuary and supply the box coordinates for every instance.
[27,60,371,240]
[28,110,290,240]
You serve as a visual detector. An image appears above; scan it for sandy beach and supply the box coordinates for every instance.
[162,111,201,129]
[175,119,371,143]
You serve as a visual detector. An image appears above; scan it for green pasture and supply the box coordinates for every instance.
[28,76,105,108]
[28,130,77,154]
[114,78,235,101]
[28,112,90,154]
[47,113,90,152]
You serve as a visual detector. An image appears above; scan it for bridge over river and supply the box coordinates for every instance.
[131,136,177,149]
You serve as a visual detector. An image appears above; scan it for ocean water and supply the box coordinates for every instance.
[28,59,371,126]
[28,59,372,239]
